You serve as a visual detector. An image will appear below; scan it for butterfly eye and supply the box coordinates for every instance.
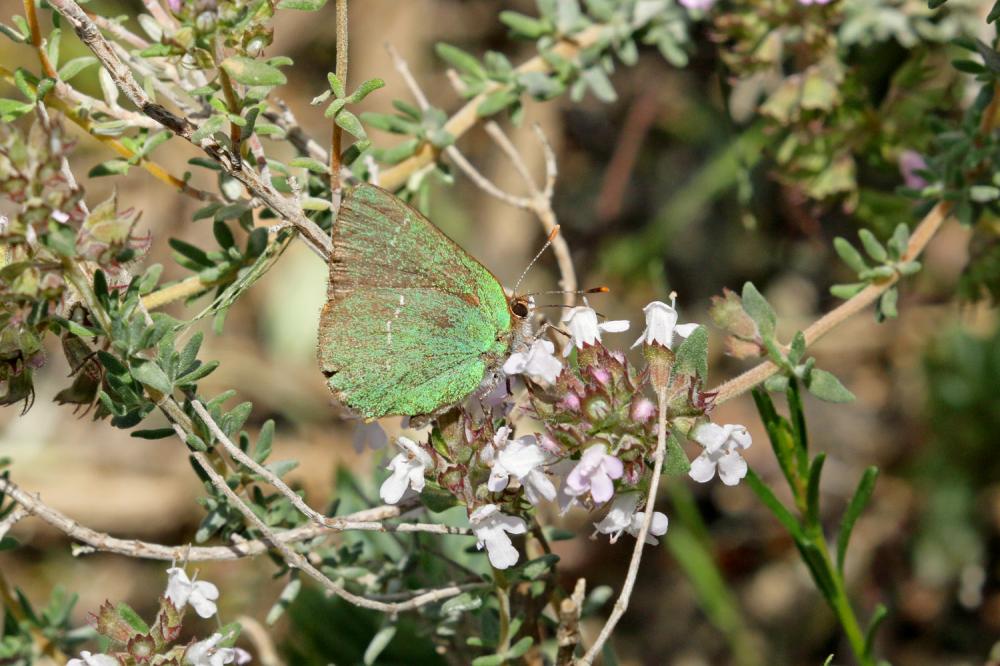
[510,300,529,318]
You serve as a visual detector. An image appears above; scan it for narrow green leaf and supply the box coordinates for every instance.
[334,109,367,139]
[805,453,826,528]
[277,0,327,10]
[253,419,275,463]
[745,470,804,540]
[830,282,866,299]
[477,88,520,116]
[57,56,97,82]
[834,237,868,273]
[858,229,888,262]
[505,636,534,659]
[289,157,330,174]
[864,603,888,658]
[435,43,485,78]
[836,467,878,573]
[795,541,838,602]
[879,287,898,319]
[130,428,175,440]
[664,432,691,476]
[347,77,385,104]
[499,11,550,38]
[363,626,397,665]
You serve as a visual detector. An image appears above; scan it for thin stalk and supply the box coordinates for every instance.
[330,0,348,212]
[494,567,512,658]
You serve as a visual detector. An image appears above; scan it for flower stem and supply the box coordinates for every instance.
[492,567,512,657]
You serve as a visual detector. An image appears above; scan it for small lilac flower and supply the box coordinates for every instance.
[899,150,929,189]
[565,444,624,504]
[632,295,699,349]
[68,652,118,666]
[167,0,182,12]
[503,339,562,385]
[679,0,716,9]
[166,567,220,619]
[488,432,556,505]
[689,423,752,486]
[185,633,251,666]
[380,436,432,504]
[470,504,527,569]
[561,305,629,357]
[352,420,387,453]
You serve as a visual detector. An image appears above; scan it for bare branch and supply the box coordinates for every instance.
[46,0,332,260]
[191,400,469,537]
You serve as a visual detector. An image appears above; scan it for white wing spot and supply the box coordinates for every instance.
[386,294,406,347]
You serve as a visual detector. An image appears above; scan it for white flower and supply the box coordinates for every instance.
[352,420,387,453]
[626,510,669,545]
[679,0,715,9]
[503,339,562,385]
[487,432,556,505]
[689,423,752,486]
[594,493,669,545]
[631,295,699,350]
[470,504,527,569]
[551,459,581,514]
[165,567,219,619]
[68,652,118,666]
[379,436,432,504]
[593,493,641,543]
[185,633,251,666]
[561,305,629,356]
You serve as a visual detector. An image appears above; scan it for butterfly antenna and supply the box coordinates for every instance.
[526,286,609,297]
[513,226,560,295]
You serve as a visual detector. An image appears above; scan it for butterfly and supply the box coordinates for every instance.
[318,184,532,420]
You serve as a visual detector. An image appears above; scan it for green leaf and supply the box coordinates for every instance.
[664,431,691,476]
[788,331,806,366]
[471,656,505,666]
[833,237,868,273]
[745,470,803,540]
[289,157,330,174]
[441,593,483,615]
[57,56,97,82]
[836,467,878,573]
[116,602,150,633]
[879,287,898,319]
[805,453,825,528]
[830,282,866,299]
[363,626,397,665]
[0,98,34,121]
[505,636,534,659]
[220,56,287,87]
[435,43,485,78]
[805,368,855,403]
[347,77,385,104]
[334,109,367,139]
[796,541,838,602]
[265,577,301,625]
[858,229,888,262]
[673,325,708,380]
[477,88,520,116]
[741,282,776,339]
[500,11,550,38]
[253,419,275,463]
[580,66,617,103]
[520,553,560,580]
[864,603,888,658]
[130,428,175,439]
[131,361,173,395]
[0,536,19,551]
[277,0,327,10]
[751,389,801,495]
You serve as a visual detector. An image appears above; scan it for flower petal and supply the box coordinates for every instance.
[688,452,717,483]
[590,472,615,504]
[717,451,748,486]
[599,319,631,333]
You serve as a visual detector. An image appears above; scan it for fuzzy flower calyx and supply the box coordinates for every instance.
[470,504,527,569]
[689,423,752,486]
[380,436,432,504]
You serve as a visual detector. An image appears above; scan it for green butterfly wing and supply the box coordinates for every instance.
[318,184,512,419]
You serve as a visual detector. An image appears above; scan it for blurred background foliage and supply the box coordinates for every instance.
[1,0,999,664]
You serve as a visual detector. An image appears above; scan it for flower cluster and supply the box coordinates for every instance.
[67,566,250,665]
[371,297,751,569]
